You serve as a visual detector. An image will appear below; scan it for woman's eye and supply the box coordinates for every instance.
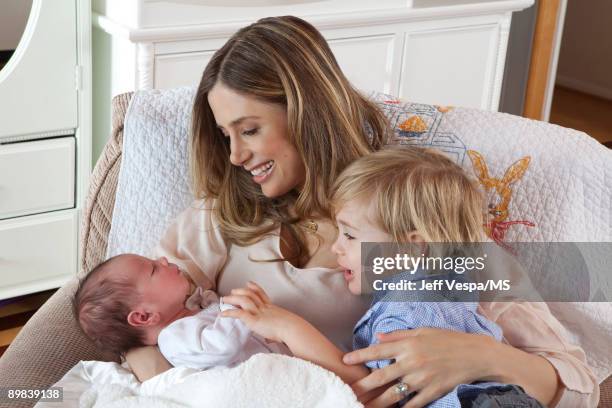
[242,128,258,136]
[343,232,355,240]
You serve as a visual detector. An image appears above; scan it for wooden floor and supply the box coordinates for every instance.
[549,86,612,145]
[0,290,55,357]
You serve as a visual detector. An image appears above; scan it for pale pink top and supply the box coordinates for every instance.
[154,200,598,407]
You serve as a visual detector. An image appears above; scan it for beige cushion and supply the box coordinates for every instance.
[601,376,612,408]
[80,92,133,275]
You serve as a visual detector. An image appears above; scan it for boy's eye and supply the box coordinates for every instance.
[242,127,258,136]
[343,232,355,240]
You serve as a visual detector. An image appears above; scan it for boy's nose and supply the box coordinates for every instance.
[159,257,169,266]
[331,239,342,255]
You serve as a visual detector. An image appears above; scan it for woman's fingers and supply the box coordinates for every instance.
[377,328,425,342]
[344,341,402,365]
[362,375,442,408]
[402,385,441,408]
[351,361,406,396]
[363,382,409,408]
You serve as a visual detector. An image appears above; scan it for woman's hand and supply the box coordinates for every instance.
[343,328,500,408]
[221,282,302,343]
[125,345,172,382]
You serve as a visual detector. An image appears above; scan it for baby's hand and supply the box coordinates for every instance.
[221,282,301,343]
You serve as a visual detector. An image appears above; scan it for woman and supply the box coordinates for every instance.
[128,16,598,407]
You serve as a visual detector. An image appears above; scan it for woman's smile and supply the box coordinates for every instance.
[249,160,275,183]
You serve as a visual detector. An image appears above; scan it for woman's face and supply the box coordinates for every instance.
[207,82,306,198]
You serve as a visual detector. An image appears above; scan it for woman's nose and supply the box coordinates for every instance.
[229,136,251,166]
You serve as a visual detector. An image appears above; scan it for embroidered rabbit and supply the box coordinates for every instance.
[467,150,535,250]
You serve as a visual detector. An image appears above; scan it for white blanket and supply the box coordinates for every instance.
[35,354,361,408]
[106,86,611,382]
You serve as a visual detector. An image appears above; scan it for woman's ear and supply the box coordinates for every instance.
[127,310,160,327]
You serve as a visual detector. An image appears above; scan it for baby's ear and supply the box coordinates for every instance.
[127,310,159,327]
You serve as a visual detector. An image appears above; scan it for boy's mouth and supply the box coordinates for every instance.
[343,269,354,282]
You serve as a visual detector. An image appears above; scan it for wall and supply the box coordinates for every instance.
[92,26,111,165]
[0,0,33,51]
[556,0,612,100]
[499,1,538,116]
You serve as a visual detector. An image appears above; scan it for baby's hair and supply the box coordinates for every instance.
[73,255,146,354]
[331,147,484,243]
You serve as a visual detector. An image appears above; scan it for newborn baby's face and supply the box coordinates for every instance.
[120,254,191,320]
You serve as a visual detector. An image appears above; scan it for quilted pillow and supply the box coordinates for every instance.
[372,92,612,242]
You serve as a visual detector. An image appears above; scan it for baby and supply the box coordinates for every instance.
[73,254,288,370]
[222,148,544,407]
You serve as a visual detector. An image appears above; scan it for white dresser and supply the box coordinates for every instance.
[0,0,91,300]
[93,0,533,158]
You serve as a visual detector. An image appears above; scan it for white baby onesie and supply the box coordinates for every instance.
[158,290,290,369]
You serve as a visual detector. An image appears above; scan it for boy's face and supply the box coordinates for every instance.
[332,200,393,295]
[119,255,191,322]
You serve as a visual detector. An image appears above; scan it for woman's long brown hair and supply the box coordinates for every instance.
[191,16,391,264]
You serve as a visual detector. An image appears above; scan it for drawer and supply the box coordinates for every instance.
[0,137,75,220]
[328,34,400,95]
[155,51,216,89]
[0,210,77,300]
[400,24,500,109]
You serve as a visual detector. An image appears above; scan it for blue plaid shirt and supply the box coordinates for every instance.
[353,272,506,408]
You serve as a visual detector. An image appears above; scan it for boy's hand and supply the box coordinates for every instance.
[224,283,370,386]
[221,282,300,343]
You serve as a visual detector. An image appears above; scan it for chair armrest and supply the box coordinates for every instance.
[0,279,118,407]
[600,375,612,408]
[80,92,133,275]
